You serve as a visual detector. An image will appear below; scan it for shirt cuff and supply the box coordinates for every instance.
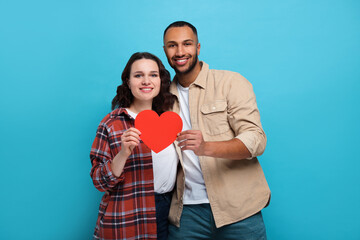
[105,160,125,183]
[235,132,258,159]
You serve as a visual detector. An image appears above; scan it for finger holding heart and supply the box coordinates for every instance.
[121,127,141,155]
[177,130,206,155]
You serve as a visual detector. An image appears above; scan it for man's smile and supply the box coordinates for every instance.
[174,58,189,66]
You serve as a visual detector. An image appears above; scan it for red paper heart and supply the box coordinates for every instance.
[135,110,183,153]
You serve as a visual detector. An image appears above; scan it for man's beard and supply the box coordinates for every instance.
[173,54,198,75]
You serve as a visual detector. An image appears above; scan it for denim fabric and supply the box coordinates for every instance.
[168,204,267,240]
[155,192,172,240]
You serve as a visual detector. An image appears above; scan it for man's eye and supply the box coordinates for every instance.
[168,44,175,48]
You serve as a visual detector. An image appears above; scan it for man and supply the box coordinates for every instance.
[163,21,271,239]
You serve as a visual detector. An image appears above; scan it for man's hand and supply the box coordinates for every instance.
[176,130,252,160]
[176,130,207,156]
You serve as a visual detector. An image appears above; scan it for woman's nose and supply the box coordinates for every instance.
[142,76,151,85]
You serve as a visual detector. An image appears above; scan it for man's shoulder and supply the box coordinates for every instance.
[209,68,240,77]
[207,67,250,86]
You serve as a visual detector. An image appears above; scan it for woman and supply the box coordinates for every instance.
[90,52,178,240]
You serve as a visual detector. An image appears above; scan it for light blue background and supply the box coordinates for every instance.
[1,0,359,239]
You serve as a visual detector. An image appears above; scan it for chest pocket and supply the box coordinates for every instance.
[200,100,230,135]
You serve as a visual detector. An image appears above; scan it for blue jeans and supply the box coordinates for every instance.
[168,204,267,240]
[155,192,172,240]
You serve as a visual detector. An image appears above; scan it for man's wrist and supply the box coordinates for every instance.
[202,141,213,157]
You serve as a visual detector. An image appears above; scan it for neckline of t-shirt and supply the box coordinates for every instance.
[125,108,137,119]
[177,82,189,91]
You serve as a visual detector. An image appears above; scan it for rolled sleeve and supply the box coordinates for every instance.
[227,73,267,158]
[90,123,124,192]
[236,131,266,158]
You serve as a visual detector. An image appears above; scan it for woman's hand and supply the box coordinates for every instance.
[111,127,141,177]
[120,127,141,157]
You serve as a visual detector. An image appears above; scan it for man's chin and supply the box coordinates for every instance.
[171,65,187,74]
[174,68,189,74]
[171,57,198,75]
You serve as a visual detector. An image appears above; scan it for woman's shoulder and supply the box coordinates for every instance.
[98,108,130,129]
[99,108,125,121]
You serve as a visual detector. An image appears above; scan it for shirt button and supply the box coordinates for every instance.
[212,106,216,110]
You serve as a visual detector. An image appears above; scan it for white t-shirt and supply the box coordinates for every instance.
[126,108,178,194]
[176,83,209,204]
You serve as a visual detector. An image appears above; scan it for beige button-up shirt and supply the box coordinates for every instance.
[169,62,271,228]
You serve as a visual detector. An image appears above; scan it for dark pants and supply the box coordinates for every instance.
[168,204,267,240]
[155,192,172,240]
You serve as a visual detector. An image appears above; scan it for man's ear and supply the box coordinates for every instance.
[197,43,201,56]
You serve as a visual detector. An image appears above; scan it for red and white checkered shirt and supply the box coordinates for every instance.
[90,108,157,240]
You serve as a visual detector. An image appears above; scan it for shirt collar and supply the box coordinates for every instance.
[110,107,132,119]
[192,61,208,89]
[173,61,209,90]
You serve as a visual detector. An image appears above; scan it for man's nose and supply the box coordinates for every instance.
[176,45,184,56]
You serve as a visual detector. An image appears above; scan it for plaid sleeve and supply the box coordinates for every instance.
[90,122,124,192]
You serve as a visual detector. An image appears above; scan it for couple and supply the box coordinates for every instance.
[90,21,271,240]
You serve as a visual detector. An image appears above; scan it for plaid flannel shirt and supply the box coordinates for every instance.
[90,108,157,240]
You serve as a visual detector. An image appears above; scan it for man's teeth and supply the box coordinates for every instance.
[176,59,187,63]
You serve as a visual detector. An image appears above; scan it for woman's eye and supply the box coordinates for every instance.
[151,74,158,77]
[134,74,142,78]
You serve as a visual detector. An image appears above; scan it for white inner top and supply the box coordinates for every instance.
[126,108,178,194]
[176,83,209,204]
